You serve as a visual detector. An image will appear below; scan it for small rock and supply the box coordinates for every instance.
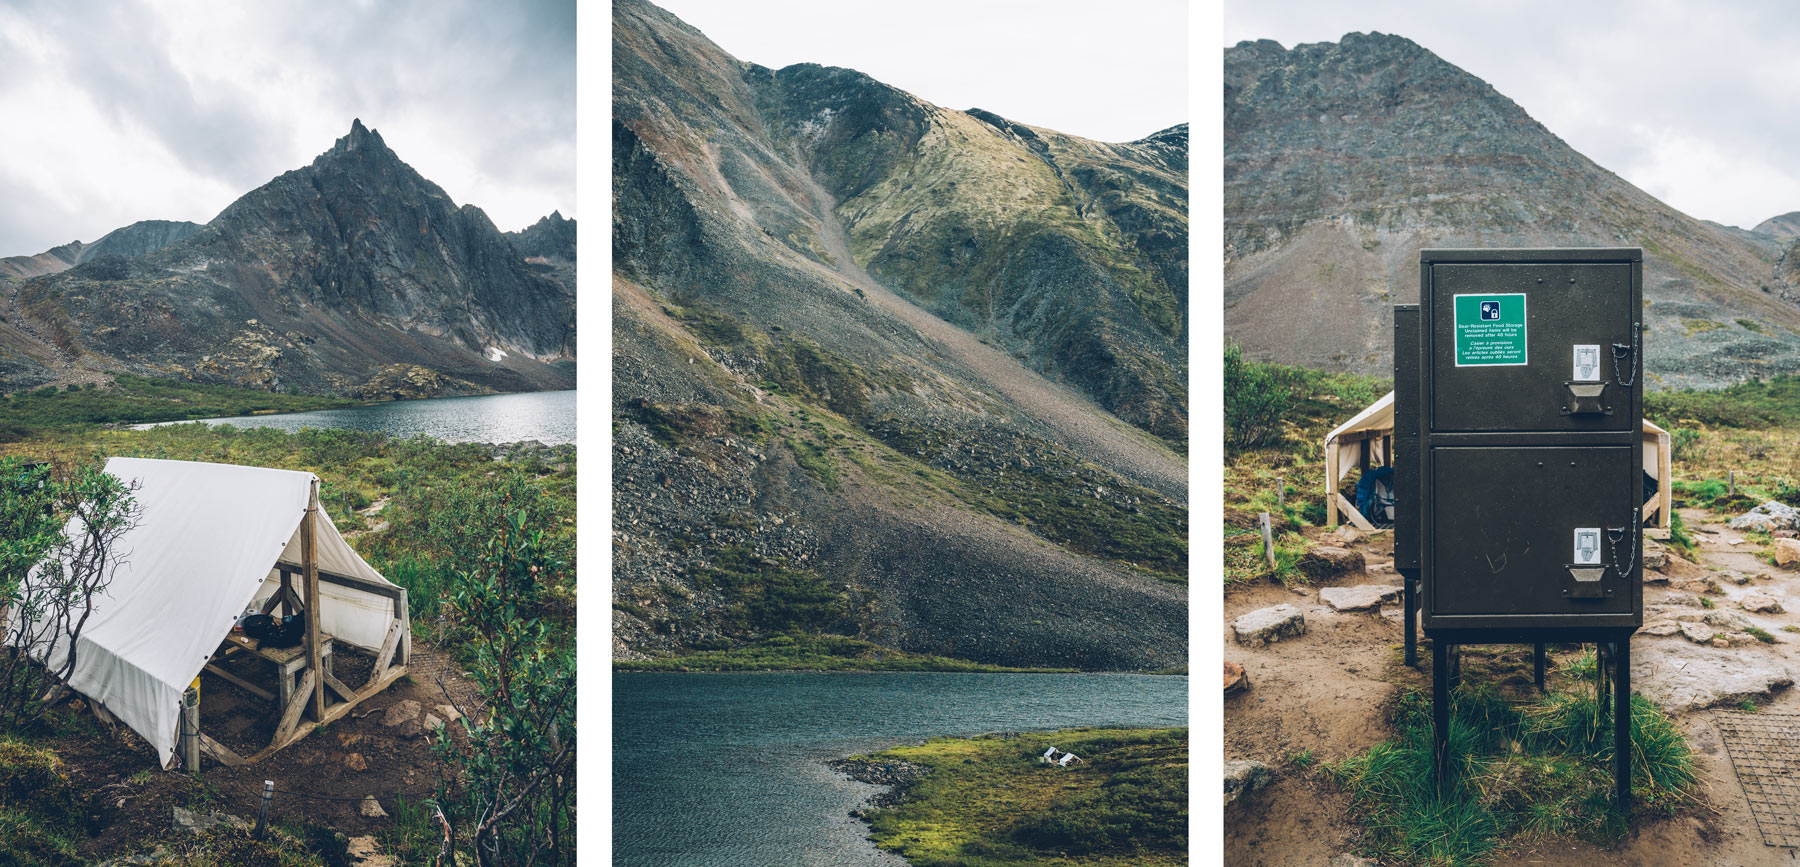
[434,704,463,723]
[346,835,396,867]
[1233,604,1306,647]
[1705,610,1756,632]
[1670,575,1723,595]
[1727,537,1747,546]
[1663,555,1714,581]
[1777,529,1799,539]
[1299,546,1364,578]
[1743,593,1785,614]
[1643,568,1669,584]
[1320,584,1404,612]
[1776,538,1800,567]
[360,796,389,819]
[1719,570,1753,586]
[172,806,250,835]
[1224,661,1249,694]
[423,713,443,732]
[1643,549,1671,572]
[1329,855,1380,867]
[1366,561,1395,575]
[1680,621,1716,644]
[1327,526,1362,545]
[1661,592,1703,608]
[1642,620,1682,637]
[345,752,368,772]
[1225,760,1273,805]
[382,700,422,728]
[1730,501,1800,533]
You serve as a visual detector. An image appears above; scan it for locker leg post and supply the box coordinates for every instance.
[1534,642,1546,693]
[1615,638,1632,813]
[1433,639,1451,792]
[1403,572,1418,667]
[1448,644,1462,693]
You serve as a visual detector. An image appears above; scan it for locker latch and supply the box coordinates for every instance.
[1561,381,1611,416]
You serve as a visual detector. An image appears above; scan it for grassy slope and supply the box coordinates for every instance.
[858,727,1187,867]
[614,635,1071,673]
[0,375,359,440]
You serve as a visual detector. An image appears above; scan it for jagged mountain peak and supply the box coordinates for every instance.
[1225,29,1800,389]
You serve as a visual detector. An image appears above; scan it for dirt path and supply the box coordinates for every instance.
[798,178,1188,501]
[51,641,483,861]
[1224,519,1800,866]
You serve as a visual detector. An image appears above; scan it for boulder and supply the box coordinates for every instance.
[1225,760,1273,805]
[1643,545,1670,572]
[1641,620,1681,637]
[1777,538,1800,568]
[1661,554,1713,581]
[381,700,422,728]
[1233,605,1306,647]
[1299,546,1364,579]
[1326,526,1362,545]
[1670,575,1723,595]
[1224,661,1249,694]
[1730,501,1800,533]
[1720,570,1754,586]
[1320,584,1404,612]
[346,836,397,867]
[1743,593,1785,614]
[1680,621,1716,644]
[1704,610,1757,632]
[1634,644,1794,713]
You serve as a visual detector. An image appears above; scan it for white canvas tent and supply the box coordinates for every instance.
[1324,392,1673,530]
[26,458,410,768]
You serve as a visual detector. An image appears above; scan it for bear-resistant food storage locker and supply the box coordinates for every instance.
[1402,247,1643,810]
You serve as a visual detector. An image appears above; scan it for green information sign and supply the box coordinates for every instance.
[1453,293,1528,366]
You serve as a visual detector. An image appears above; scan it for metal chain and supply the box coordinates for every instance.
[1612,323,1640,387]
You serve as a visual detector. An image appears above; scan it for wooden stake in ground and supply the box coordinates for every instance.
[1259,511,1276,569]
[304,478,324,721]
[1276,477,1285,505]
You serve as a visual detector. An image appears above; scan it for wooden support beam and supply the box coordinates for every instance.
[372,621,402,679]
[396,591,410,666]
[256,664,410,758]
[198,733,245,768]
[323,669,357,703]
[303,479,324,722]
[1336,492,1377,533]
[203,664,276,703]
[1659,433,1674,530]
[278,563,407,600]
[1642,496,1659,521]
[278,571,294,619]
[273,670,315,747]
[1325,442,1340,529]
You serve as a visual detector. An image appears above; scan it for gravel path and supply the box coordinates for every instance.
[800,178,1188,501]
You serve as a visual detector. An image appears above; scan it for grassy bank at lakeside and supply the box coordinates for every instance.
[0,374,361,439]
[613,635,1076,672]
[844,727,1186,867]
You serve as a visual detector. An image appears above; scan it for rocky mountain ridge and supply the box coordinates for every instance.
[0,220,202,281]
[611,0,1186,670]
[0,120,574,395]
[1225,32,1800,389]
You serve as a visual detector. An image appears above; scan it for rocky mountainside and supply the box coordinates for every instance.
[1755,212,1800,239]
[1225,33,1800,389]
[0,120,574,395]
[612,0,1187,670]
[0,220,201,281]
[507,210,578,293]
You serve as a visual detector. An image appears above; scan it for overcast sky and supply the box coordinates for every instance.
[0,0,573,258]
[1224,0,1800,231]
[649,0,1188,145]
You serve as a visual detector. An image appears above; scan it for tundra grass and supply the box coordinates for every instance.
[855,727,1187,867]
[1330,673,1696,866]
[0,374,357,439]
[614,635,1071,673]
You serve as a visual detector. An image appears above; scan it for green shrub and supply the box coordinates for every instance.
[1224,343,1295,450]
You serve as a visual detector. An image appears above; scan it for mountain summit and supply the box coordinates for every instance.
[1225,33,1800,388]
[0,119,574,395]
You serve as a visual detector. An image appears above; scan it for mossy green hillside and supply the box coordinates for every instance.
[614,635,1071,672]
[857,727,1187,867]
[0,375,358,441]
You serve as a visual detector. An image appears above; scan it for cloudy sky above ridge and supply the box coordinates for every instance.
[1225,0,1800,231]
[651,0,1189,145]
[0,0,574,257]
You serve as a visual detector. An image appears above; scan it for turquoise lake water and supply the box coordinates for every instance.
[137,389,575,444]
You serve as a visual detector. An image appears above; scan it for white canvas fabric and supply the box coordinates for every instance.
[25,457,401,768]
[1325,391,1669,484]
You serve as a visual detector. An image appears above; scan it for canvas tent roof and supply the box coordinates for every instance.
[1323,392,1673,528]
[29,458,401,768]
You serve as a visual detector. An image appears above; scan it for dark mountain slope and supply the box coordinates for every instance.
[611,0,1186,670]
[1,120,574,395]
[1225,33,1799,389]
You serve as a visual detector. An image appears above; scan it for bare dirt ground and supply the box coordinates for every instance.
[799,178,1188,501]
[1224,512,1800,866]
[47,640,482,861]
